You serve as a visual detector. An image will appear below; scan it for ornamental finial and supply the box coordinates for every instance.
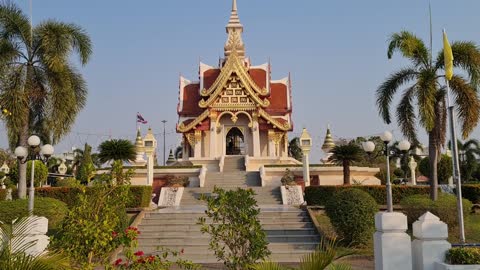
[225,0,245,58]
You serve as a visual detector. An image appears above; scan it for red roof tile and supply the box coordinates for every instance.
[266,83,290,115]
[248,68,267,90]
[178,83,204,116]
[203,69,221,90]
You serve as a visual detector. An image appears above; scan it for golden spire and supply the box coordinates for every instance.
[321,125,335,153]
[224,0,245,58]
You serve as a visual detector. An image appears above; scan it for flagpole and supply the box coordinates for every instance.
[444,28,466,243]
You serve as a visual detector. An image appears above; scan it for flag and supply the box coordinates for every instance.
[443,30,454,81]
[137,113,148,124]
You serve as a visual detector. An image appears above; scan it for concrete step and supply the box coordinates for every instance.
[138,235,320,245]
[136,228,318,238]
[137,243,319,254]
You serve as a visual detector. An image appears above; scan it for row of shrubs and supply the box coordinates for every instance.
[0,186,152,208]
[305,185,431,205]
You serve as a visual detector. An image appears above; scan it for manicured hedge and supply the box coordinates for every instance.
[0,188,18,200]
[305,185,431,206]
[0,197,68,231]
[447,247,480,265]
[127,186,153,208]
[461,184,480,204]
[34,186,153,208]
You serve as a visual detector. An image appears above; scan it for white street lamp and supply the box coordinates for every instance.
[15,136,54,214]
[398,140,411,152]
[362,131,394,212]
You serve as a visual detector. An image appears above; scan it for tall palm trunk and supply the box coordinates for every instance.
[428,132,439,200]
[17,120,29,199]
[343,160,350,185]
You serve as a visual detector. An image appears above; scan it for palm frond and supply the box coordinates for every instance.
[396,85,419,144]
[435,41,480,87]
[0,1,31,48]
[376,68,418,124]
[416,70,437,131]
[387,31,429,67]
[449,75,480,139]
[253,262,289,270]
[97,139,136,164]
[328,263,352,270]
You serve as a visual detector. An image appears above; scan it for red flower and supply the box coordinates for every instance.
[112,231,118,238]
[147,255,156,262]
[113,258,122,266]
[134,251,144,257]
[180,248,184,254]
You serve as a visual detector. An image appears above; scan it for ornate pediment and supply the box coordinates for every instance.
[211,74,258,111]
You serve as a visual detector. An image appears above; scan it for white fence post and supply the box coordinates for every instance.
[374,212,413,270]
[412,212,451,270]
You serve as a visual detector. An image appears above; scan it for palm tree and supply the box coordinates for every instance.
[454,139,480,182]
[288,137,303,161]
[254,237,352,270]
[97,139,136,164]
[0,2,92,198]
[0,216,70,269]
[376,31,480,200]
[328,143,363,185]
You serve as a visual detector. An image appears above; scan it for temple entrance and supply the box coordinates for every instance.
[225,127,244,155]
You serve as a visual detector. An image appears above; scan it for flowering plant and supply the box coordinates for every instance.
[108,227,199,270]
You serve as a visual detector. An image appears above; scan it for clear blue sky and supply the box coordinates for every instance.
[3,0,480,162]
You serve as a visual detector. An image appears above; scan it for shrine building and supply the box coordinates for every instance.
[176,0,298,168]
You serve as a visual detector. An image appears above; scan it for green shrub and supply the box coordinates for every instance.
[0,197,68,231]
[305,185,431,206]
[127,186,152,208]
[446,247,480,265]
[461,184,480,204]
[325,188,377,246]
[400,194,472,228]
[55,177,81,188]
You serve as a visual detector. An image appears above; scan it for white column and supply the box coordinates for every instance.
[412,212,451,270]
[253,121,260,157]
[409,156,417,185]
[282,135,288,158]
[302,152,310,187]
[374,212,412,270]
[147,153,154,185]
[194,130,202,158]
[210,122,217,158]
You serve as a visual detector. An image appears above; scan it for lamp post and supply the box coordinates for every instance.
[299,128,312,187]
[14,135,54,214]
[161,120,167,166]
[398,140,411,183]
[363,131,394,212]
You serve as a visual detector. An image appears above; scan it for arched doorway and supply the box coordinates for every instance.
[226,127,244,155]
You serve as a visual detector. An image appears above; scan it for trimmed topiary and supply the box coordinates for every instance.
[400,194,472,228]
[325,188,378,246]
[0,197,68,232]
[461,184,480,204]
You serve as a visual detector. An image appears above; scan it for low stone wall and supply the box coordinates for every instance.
[245,156,301,172]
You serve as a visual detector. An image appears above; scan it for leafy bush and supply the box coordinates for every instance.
[400,194,472,228]
[446,247,480,265]
[305,185,431,206]
[165,175,189,187]
[198,187,270,269]
[55,177,81,188]
[127,186,152,208]
[0,197,68,232]
[325,189,377,246]
[419,155,453,184]
[461,184,480,204]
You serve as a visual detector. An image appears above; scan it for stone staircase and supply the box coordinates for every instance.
[133,155,320,264]
[136,206,320,263]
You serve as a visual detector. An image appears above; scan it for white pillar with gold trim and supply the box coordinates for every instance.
[268,130,276,157]
[194,130,202,158]
[252,119,260,157]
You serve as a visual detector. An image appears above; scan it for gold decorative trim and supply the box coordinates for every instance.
[177,110,210,133]
[258,108,292,131]
[194,130,202,142]
[185,133,195,147]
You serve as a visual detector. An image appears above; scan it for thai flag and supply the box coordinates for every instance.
[137,113,148,124]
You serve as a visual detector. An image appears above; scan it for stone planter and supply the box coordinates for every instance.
[158,187,184,207]
[280,185,304,205]
[435,262,480,270]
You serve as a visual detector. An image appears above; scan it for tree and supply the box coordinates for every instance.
[98,139,136,164]
[453,139,480,182]
[0,2,92,199]
[376,31,480,200]
[328,143,363,185]
[288,137,302,161]
[10,160,48,187]
[418,155,453,184]
[76,143,96,184]
[198,187,270,270]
